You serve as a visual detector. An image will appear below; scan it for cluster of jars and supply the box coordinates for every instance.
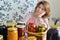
[0,20,47,40]
[0,21,26,40]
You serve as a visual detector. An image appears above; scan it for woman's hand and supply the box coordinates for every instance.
[39,12,46,18]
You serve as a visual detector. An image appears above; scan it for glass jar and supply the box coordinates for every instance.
[37,24,46,32]
[27,20,37,36]
[36,24,47,40]
[7,27,18,40]
[0,21,7,40]
[17,21,26,40]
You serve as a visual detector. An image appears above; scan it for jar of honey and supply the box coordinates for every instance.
[7,27,18,40]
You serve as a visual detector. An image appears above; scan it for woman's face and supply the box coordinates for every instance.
[35,4,46,17]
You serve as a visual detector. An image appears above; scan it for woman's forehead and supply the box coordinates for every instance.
[39,4,45,9]
[38,4,46,11]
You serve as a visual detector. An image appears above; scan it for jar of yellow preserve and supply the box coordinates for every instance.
[7,27,18,40]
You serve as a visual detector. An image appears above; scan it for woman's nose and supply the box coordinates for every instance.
[39,8,42,12]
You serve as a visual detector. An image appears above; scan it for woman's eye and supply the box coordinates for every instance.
[42,9,44,10]
[42,8,45,11]
[38,6,42,8]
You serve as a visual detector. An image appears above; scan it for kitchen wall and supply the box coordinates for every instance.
[46,0,60,25]
[47,0,60,18]
[0,0,41,22]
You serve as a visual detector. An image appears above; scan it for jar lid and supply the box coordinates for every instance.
[8,27,17,31]
[17,25,25,28]
[28,36,37,40]
[0,22,3,25]
[0,35,3,39]
[38,24,45,27]
[17,21,25,25]
[17,21,26,28]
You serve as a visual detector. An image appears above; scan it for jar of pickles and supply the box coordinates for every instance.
[36,24,47,40]
[37,24,47,32]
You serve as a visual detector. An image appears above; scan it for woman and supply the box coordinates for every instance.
[21,0,50,29]
[21,1,50,40]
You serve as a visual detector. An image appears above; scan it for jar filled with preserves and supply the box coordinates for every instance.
[37,24,47,32]
[36,24,47,40]
[0,21,7,40]
[27,20,36,33]
[26,20,37,38]
[7,26,18,40]
[17,21,26,40]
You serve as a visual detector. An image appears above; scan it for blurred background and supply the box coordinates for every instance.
[0,0,60,25]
